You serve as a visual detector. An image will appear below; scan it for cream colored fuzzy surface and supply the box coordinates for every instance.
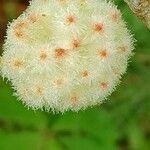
[0,0,134,112]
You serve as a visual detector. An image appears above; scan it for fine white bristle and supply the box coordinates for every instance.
[0,0,134,113]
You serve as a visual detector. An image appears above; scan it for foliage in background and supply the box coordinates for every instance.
[0,0,150,150]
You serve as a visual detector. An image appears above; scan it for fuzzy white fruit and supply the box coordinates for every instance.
[0,0,134,113]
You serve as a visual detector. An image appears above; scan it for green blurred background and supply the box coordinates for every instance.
[0,0,150,150]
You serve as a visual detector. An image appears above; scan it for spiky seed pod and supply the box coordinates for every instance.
[0,0,134,113]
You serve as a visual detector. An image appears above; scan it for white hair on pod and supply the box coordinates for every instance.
[0,0,134,113]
